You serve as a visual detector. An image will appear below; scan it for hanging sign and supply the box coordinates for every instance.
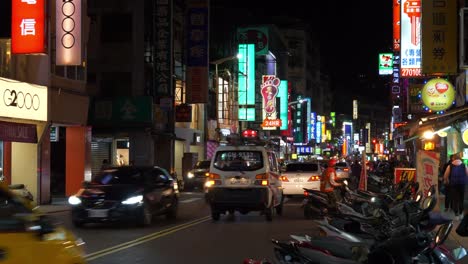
[12,0,46,54]
[421,78,455,112]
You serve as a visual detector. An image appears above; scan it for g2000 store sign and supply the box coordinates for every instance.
[0,78,48,121]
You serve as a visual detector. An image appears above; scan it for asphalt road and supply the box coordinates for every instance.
[46,192,468,264]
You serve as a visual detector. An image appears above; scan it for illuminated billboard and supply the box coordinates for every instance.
[12,0,46,54]
[379,53,393,75]
[56,0,82,65]
[400,0,422,77]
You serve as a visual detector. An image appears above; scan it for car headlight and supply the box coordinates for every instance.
[121,195,143,205]
[68,195,82,205]
[187,172,194,178]
[370,197,376,203]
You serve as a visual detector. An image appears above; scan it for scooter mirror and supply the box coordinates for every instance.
[421,196,436,212]
[414,191,423,203]
[452,246,467,261]
[434,222,453,246]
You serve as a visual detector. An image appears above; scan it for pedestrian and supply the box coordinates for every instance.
[441,154,455,212]
[350,159,362,189]
[101,159,110,170]
[443,153,468,220]
[320,158,343,209]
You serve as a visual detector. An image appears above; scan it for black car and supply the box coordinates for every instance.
[184,160,211,191]
[69,166,179,227]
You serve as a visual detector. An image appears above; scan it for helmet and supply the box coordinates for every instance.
[328,159,337,167]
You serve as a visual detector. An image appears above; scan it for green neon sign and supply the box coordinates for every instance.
[238,44,255,105]
[279,80,288,130]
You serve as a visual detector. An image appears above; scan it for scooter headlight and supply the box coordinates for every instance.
[187,172,194,179]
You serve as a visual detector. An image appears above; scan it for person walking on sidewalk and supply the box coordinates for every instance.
[443,153,468,220]
[441,154,455,212]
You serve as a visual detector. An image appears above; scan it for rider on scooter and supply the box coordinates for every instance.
[320,158,343,209]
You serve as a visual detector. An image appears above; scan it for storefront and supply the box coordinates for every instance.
[88,96,154,176]
[0,77,48,205]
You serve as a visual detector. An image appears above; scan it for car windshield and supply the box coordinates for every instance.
[285,163,319,172]
[335,162,348,168]
[213,151,263,171]
[94,167,143,185]
[194,161,211,169]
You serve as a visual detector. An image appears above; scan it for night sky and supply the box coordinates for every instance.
[213,0,394,114]
[0,1,393,114]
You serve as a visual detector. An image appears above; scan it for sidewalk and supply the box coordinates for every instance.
[35,197,71,214]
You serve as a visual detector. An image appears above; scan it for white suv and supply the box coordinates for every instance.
[205,144,283,221]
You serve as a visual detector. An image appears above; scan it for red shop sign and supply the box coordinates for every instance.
[0,121,37,143]
[12,0,46,54]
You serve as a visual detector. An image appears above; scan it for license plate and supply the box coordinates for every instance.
[88,209,109,218]
[294,178,304,182]
[230,178,249,185]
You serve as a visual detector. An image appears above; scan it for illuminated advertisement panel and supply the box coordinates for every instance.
[310,112,316,140]
[261,75,280,130]
[56,0,82,65]
[316,121,322,143]
[12,0,46,54]
[393,0,401,51]
[421,0,457,75]
[400,0,422,77]
[421,78,455,112]
[279,80,288,130]
[379,53,393,75]
[238,44,255,106]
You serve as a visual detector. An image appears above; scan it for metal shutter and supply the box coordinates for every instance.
[91,141,111,177]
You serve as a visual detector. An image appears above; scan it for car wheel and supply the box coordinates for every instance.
[138,202,152,227]
[265,205,273,221]
[166,198,178,219]
[275,195,284,216]
[72,219,85,228]
[211,211,220,221]
[304,204,313,219]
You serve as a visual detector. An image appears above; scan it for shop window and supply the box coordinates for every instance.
[115,139,130,166]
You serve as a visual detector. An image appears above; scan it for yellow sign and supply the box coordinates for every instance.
[421,0,457,75]
[463,129,468,145]
[0,77,48,121]
[421,78,455,112]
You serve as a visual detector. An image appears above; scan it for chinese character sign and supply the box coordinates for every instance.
[12,0,45,54]
[154,0,173,97]
[186,1,209,104]
[421,0,457,75]
[400,0,422,77]
[416,150,440,200]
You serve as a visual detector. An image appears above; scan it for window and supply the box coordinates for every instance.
[285,163,319,172]
[268,152,278,172]
[152,168,169,183]
[213,151,263,171]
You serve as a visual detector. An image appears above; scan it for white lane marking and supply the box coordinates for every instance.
[180,198,202,203]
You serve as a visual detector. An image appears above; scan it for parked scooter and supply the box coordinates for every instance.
[0,173,34,206]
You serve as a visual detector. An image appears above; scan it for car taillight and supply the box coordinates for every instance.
[308,175,320,181]
[205,180,221,187]
[256,173,268,179]
[254,179,269,186]
[204,172,210,177]
[209,173,221,179]
[280,176,289,182]
[343,168,349,172]
[304,190,309,196]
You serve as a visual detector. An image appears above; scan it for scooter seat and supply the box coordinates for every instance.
[301,237,368,262]
[9,184,25,190]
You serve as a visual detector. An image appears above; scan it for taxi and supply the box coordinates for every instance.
[0,182,87,264]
